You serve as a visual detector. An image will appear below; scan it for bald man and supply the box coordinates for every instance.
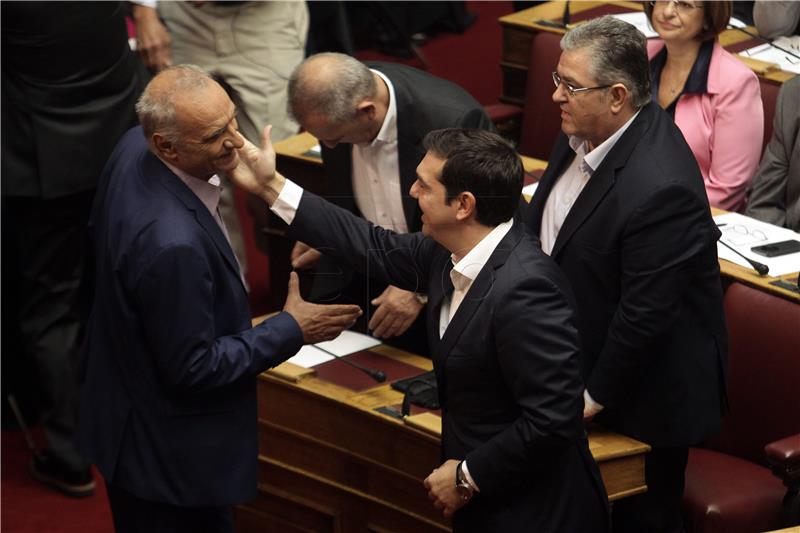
[77,65,360,533]
[280,53,493,357]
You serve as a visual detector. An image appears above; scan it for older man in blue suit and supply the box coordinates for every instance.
[77,65,361,533]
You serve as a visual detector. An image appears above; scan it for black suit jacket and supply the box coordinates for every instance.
[289,192,609,532]
[527,104,728,447]
[77,127,304,506]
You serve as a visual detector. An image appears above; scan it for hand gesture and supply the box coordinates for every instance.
[423,459,470,518]
[283,272,362,344]
[228,125,277,200]
[291,241,323,270]
[368,285,424,338]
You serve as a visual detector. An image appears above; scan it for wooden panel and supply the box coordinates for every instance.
[236,488,340,533]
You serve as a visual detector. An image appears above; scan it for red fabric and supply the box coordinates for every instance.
[683,448,785,533]
[313,350,426,392]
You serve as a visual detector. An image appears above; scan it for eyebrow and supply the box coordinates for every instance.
[201,108,238,143]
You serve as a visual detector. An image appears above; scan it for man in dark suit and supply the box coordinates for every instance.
[231,127,609,532]
[1,1,143,497]
[77,65,361,533]
[284,53,493,356]
[525,16,728,533]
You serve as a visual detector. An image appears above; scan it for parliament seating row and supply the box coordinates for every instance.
[683,282,800,533]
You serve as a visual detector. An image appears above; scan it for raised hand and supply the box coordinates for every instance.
[283,272,362,344]
[227,125,280,202]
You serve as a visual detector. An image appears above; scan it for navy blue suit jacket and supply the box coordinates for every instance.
[288,192,609,532]
[77,127,303,506]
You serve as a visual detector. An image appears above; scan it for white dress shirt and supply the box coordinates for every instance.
[350,70,408,234]
[539,111,640,255]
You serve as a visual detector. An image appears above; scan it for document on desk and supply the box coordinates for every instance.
[287,330,382,368]
[739,36,800,74]
[714,212,800,276]
[609,12,746,40]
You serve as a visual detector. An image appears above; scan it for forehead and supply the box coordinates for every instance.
[556,48,595,83]
[417,152,446,181]
[175,83,234,135]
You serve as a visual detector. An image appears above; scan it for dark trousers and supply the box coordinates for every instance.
[612,446,689,533]
[106,483,234,533]
[1,191,95,470]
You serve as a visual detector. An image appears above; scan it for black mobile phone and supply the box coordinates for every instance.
[751,239,800,258]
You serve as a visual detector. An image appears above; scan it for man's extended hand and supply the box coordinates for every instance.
[131,5,172,72]
[283,272,361,344]
[423,459,469,518]
[368,285,424,338]
[291,241,323,270]
[227,125,281,203]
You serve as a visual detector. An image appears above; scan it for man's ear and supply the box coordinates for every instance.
[455,191,477,221]
[608,84,630,114]
[153,133,178,162]
[355,100,377,122]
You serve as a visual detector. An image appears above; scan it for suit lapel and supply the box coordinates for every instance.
[548,107,655,259]
[146,154,246,292]
[434,225,524,365]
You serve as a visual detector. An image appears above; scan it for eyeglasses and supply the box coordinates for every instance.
[552,71,612,98]
[649,0,702,16]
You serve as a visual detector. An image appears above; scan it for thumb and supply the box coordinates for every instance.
[261,124,273,151]
[370,294,383,306]
[286,271,302,302]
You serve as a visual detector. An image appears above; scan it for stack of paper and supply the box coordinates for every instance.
[739,36,800,75]
[287,330,382,368]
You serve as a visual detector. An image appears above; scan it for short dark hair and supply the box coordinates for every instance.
[644,1,731,42]
[561,16,651,108]
[422,129,523,227]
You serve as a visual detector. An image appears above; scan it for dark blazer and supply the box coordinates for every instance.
[526,103,728,448]
[77,127,303,506]
[289,192,609,533]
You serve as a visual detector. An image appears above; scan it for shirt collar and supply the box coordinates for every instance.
[568,109,641,173]
[450,219,514,288]
[367,69,398,147]
[159,157,222,216]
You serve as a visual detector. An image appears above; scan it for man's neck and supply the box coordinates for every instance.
[368,72,390,143]
[444,223,495,263]
[587,108,638,152]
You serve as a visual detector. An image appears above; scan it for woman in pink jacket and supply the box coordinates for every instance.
[645,0,763,212]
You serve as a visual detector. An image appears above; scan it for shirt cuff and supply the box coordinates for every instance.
[270,179,304,225]
[583,389,604,416]
[461,460,480,492]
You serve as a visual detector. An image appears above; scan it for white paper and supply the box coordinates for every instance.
[315,329,381,356]
[287,345,334,368]
[714,212,800,277]
[738,36,800,74]
[522,181,539,199]
[610,12,657,39]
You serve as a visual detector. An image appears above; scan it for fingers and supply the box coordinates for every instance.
[292,248,321,270]
[285,271,301,302]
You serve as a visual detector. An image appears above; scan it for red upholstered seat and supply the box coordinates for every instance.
[683,283,800,533]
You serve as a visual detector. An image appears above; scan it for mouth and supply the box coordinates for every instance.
[656,19,679,30]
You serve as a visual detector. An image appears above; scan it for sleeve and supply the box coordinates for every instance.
[455,105,495,132]
[704,64,764,210]
[587,183,716,407]
[464,275,585,495]
[745,81,792,227]
[288,191,436,294]
[754,0,800,39]
[135,244,304,392]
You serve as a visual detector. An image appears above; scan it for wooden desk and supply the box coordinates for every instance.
[235,342,649,532]
[498,1,796,107]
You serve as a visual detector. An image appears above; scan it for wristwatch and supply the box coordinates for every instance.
[455,460,474,502]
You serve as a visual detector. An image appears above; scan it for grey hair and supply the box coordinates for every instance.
[135,64,214,143]
[287,52,377,124]
[561,16,651,108]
